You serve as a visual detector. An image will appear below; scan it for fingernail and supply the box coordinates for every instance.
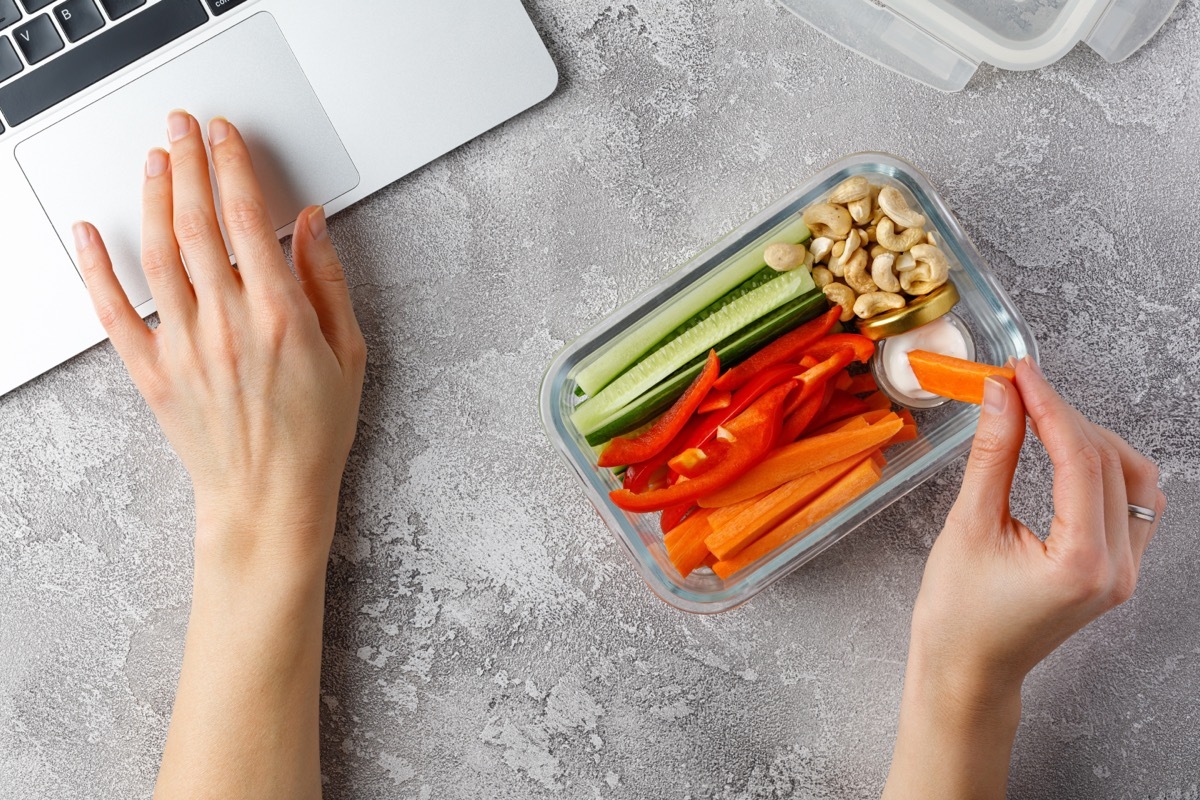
[1004,356,1017,369]
[167,110,191,142]
[146,148,169,178]
[307,206,328,241]
[1024,355,1044,378]
[983,377,1006,415]
[72,221,92,252]
[208,117,231,146]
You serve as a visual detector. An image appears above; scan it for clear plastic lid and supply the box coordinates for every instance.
[778,0,1181,91]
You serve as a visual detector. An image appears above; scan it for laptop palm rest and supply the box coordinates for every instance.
[15,12,360,308]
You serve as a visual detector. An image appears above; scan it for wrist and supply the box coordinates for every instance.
[194,493,338,584]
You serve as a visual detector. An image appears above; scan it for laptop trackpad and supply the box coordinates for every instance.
[16,13,360,308]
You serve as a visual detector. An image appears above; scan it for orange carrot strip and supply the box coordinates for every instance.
[887,425,919,446]
[870,449,887,468]
[809,411,897,437]
[668,510,718,577]
[665,507,709,551]
[698,419,903,508]
[847,373,878,395]
[704,454,869,560]
[863,391,892,412]
[907,350,1017,405]
[712,459,882,579]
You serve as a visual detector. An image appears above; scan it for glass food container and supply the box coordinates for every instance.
[777,0,1181,91]
[540,153,1038,614]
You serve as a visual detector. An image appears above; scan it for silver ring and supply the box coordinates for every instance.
[1128,503,1157,524]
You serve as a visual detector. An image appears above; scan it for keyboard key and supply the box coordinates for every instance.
[19,0,54,12]
[204,0,248,15]
[0,0,21,32]
[97,0,143,19]
[0,35,20,81]
[0,0,206,126]
[13,15,63,64]
[54,0,104,42]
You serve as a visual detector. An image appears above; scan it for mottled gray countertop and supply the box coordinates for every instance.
[3,2,1200,798]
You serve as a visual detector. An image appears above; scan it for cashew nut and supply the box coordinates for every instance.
[828,176,870,205]
[823,282,857,322]
[876,217,926,253]
[830,241,847,277]
[837,229,862,268]
[869,243,888,260]
[871,252,901,293]
[864,225,877,243]
[854,291,906,320]
[900,262,949,295]
[802,203,852,239]
[878,186,927,230]
[764,242,808,272]
[926,230,939,247]
[848,195,873,225]
[901,244,950,295]
[843,249,876,295]
[812,266,834,288]
[809,237,835,263]
[895,251,917,272]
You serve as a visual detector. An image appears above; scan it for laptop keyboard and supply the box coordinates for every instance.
[0,0,250,135]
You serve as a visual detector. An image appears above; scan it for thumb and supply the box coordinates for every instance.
[957,375,1027,519]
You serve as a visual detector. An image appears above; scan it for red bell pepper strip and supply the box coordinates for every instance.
[609,382,794,513]
[793,349,856,407]
[803,333,875,364]
[800,355,819,369]
[622,362,803,493]
[598,350,720,468]
[660,503,695,534]
[712,306,840,392]
[808,390,872,430]
[780,384,829,443]
[696,389,732,414]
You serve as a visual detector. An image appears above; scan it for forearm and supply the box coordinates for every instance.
[883,647,1022,800]
[154,513,332,800]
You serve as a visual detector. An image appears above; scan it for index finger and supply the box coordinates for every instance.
[1014,357,1106,555]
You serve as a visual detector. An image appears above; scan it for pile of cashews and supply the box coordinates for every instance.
[763,177,951,323]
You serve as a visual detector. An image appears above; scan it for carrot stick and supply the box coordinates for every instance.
[863,391,892,412]
[667,510,717,577]
[704,453,869,560]
[887,425,919,446]
[907,350,1017,405]
[807,390,871,431]
[869,449,887,468]
[808,410,896,437]
[698,418,903,508]
[712,459,882,579]
[847,373,878,395]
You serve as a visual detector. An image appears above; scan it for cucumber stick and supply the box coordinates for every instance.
[584,291,827,446]
[571,265,816,435]
[574,216,811,398]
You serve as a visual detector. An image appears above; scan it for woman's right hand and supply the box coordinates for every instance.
[884,356,1165,799]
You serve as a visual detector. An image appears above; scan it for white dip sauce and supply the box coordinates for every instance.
[883,317,969,401]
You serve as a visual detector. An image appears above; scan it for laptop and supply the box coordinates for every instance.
[0,0,558,396]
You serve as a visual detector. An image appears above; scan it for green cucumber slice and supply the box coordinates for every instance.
[571,265,816,435]
[573,216,811,398]
[584,291,827,446]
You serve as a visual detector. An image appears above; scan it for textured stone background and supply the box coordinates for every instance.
[2,1,1199,798]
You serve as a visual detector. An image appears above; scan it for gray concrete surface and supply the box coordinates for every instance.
[2,1,1199,797]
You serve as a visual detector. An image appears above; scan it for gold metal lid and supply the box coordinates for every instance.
[855,281,960,340]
